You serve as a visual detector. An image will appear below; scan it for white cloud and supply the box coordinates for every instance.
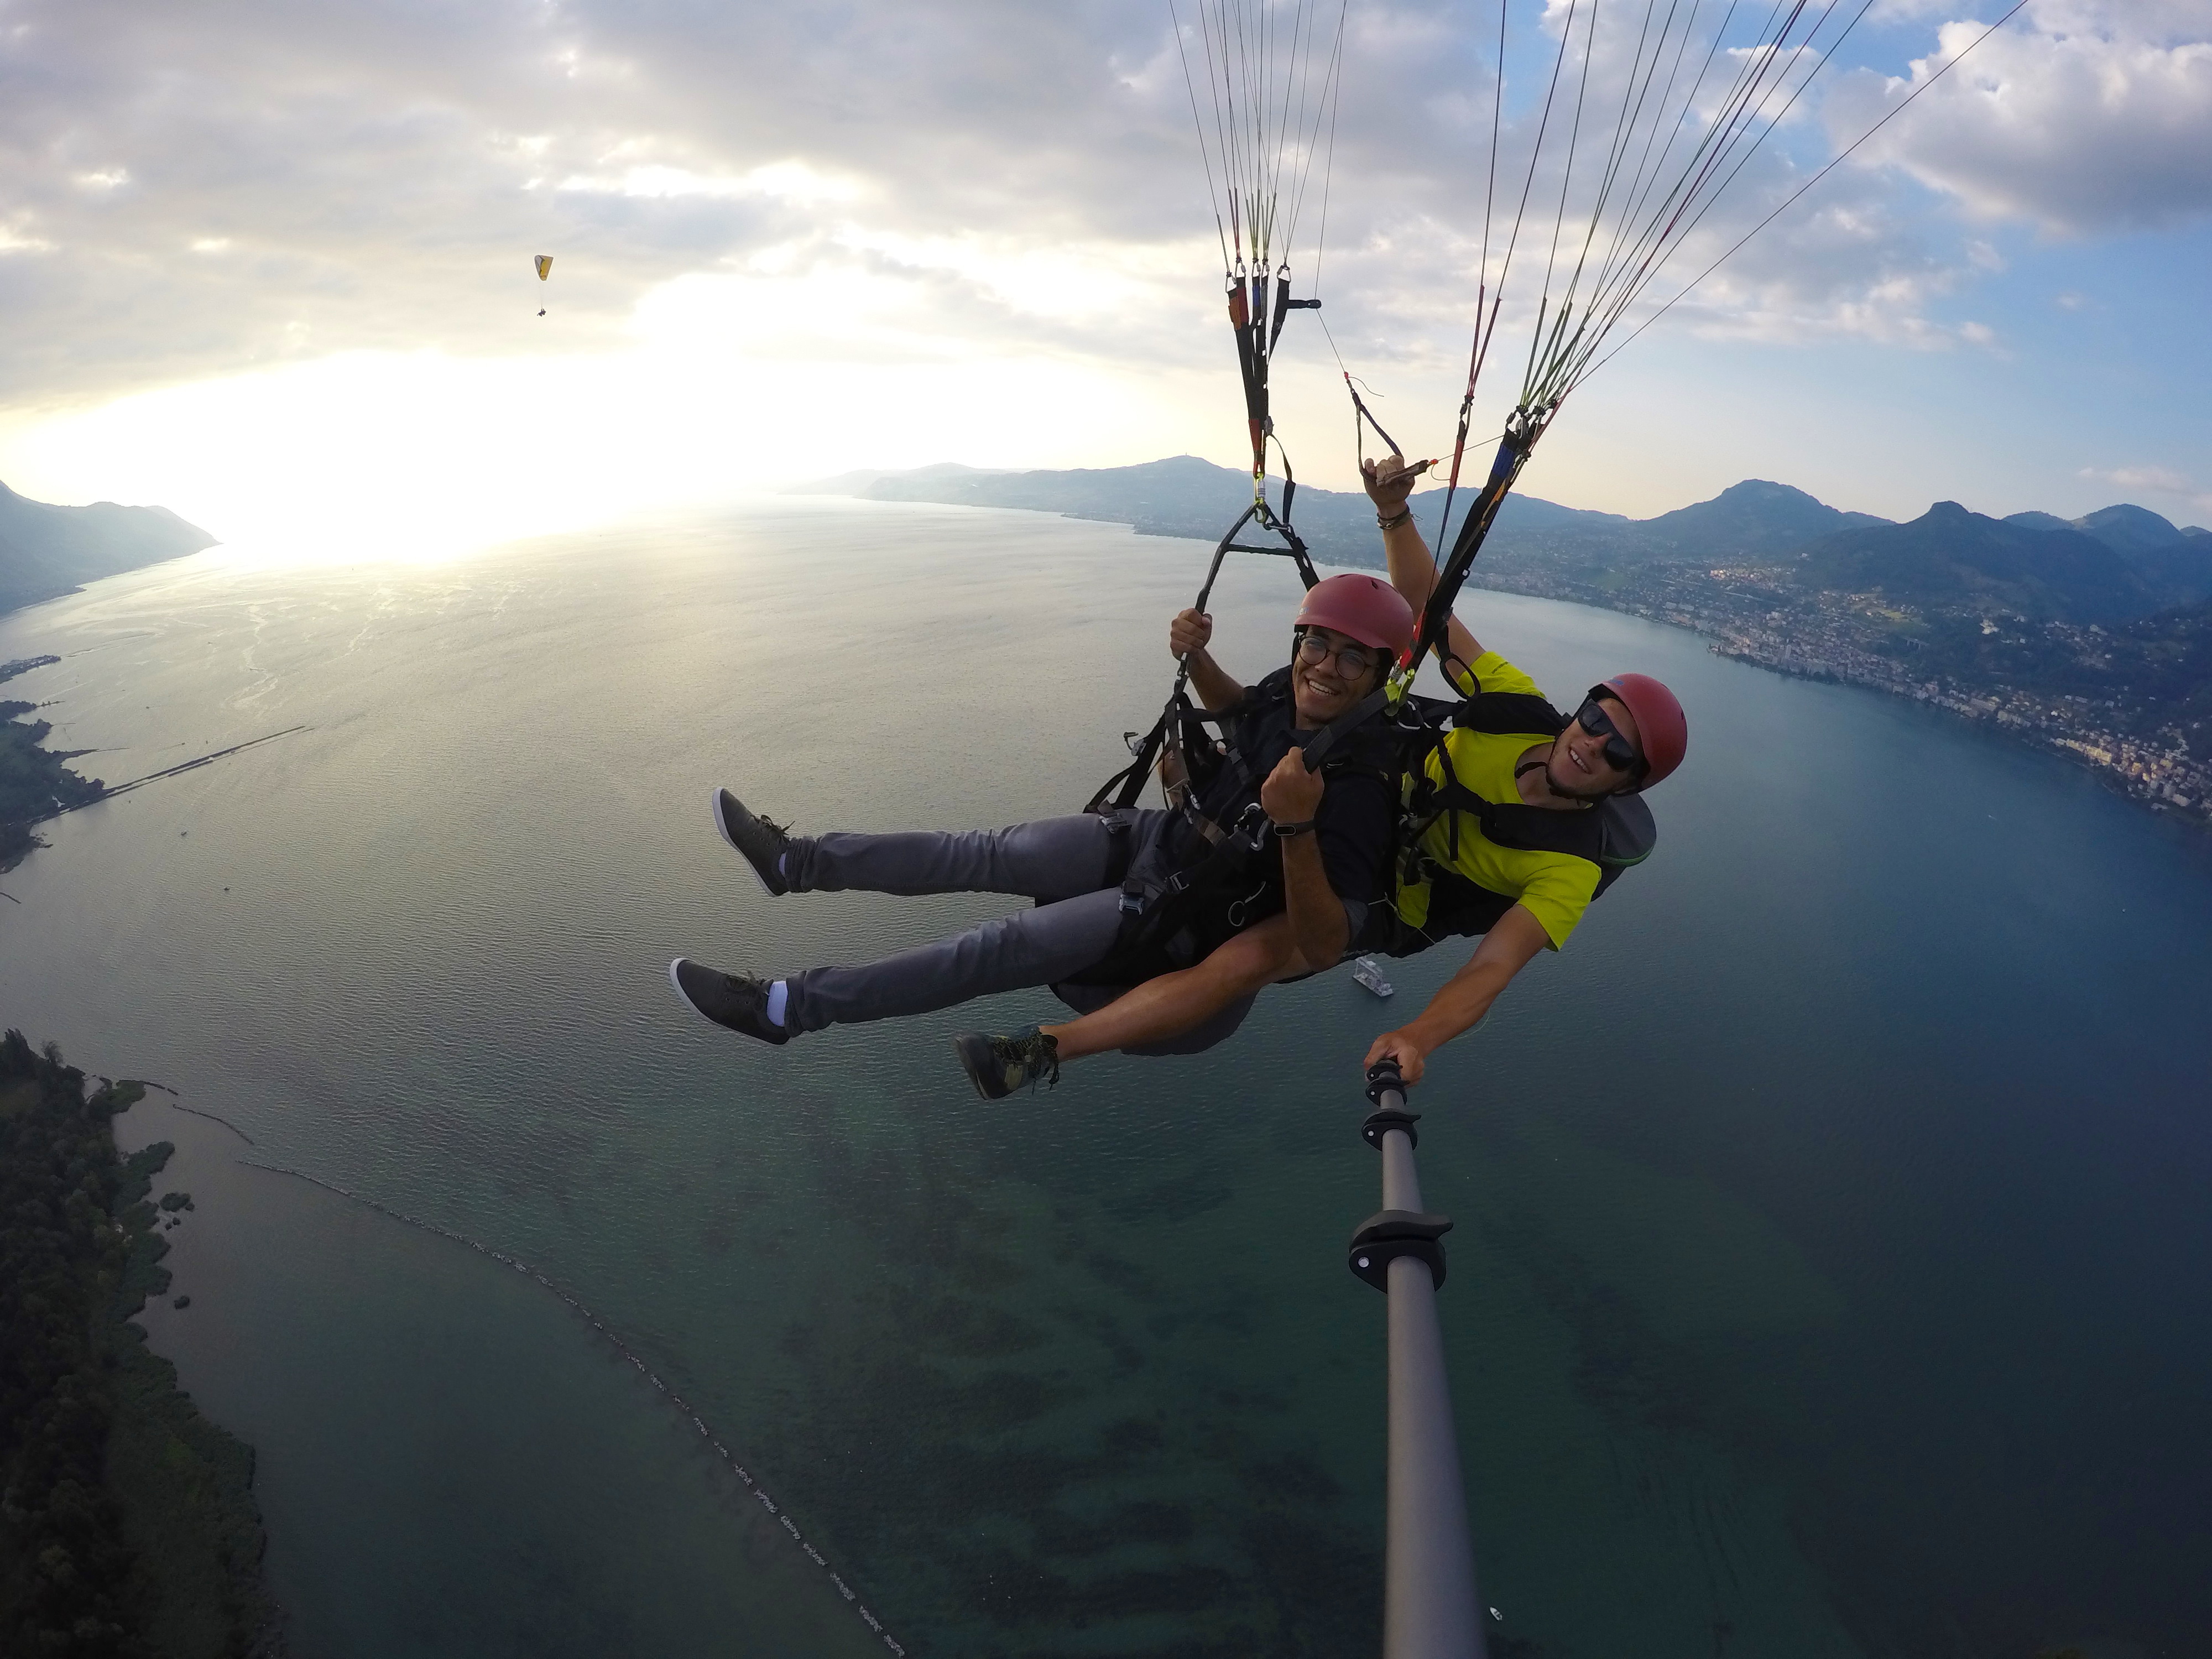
[2082,463,2193,493]
[3,0,2169,411]
[0,0,2203,540]
[1832,2,2212,234]
[2078,463,2212,515]
[555,160,867,205]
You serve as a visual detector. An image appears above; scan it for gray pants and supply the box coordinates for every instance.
[780,813,1175,1036]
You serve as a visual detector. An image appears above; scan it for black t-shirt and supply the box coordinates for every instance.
[1185,665,1397,910]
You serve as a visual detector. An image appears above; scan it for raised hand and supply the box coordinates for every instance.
[1360,453,1432,518]
[1168,607,1213,660]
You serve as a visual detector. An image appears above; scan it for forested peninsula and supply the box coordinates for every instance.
[1,477,214,872]
[2,655,105,871]
[0,1032,278,1657]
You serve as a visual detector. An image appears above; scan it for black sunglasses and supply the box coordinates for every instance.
[1573,694,1645,776]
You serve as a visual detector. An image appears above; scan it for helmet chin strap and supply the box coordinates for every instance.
[1517,752,1604,806]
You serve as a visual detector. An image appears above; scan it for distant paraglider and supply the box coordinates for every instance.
[534,254,552,316]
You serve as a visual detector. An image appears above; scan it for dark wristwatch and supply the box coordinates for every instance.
[1272,818,1316,838]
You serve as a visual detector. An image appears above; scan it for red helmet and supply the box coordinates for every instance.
[1596,672,1687,790]
[1295,573,1416,656]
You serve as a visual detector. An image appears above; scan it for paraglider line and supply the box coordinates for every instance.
[1169,0,1234,269]
[1581,0,2028,387]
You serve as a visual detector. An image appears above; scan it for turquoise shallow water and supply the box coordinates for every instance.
[3,499,2209,1657]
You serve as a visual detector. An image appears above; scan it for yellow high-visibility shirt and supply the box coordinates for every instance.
[1395,651,1600,950]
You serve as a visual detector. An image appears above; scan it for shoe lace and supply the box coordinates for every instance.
[998,1030,1060,1092]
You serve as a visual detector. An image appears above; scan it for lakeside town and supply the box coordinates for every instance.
[1474,558,2212,832]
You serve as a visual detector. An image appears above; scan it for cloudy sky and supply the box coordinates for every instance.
[2,0,2208,557]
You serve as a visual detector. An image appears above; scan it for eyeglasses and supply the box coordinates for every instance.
[1294,629,1379,680]
[1572,695,1645,775]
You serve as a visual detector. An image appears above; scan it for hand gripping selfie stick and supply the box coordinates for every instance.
[1352,1060,1484,1659]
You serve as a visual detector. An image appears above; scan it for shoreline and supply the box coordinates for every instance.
[0,1035,281,1655]
[1460,566,2203,836]
[1463,567,2212,836]
[1,655,101,870]
[0,651,310,874]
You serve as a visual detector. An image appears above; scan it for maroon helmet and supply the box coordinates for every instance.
[1294,573,1416,656]
[1597,672,1687,790]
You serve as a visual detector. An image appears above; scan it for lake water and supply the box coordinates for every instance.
[2,499,2208,1659]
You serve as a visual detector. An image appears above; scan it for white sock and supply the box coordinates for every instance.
[765,979,789,1027]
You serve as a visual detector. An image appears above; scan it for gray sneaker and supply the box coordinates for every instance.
[711,789,791,896]
[953,1027,1061,1099]
[669,958,789,1045]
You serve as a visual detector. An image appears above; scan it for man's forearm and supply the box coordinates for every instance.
[1381,518,1440,612]
[1401,905,1550,1051]
[1185,649,1244,712]
[1381,514,1483,671]
[1044,916,1299,1061]
[1401,956,1514,1050]
[1279,833,1349,967]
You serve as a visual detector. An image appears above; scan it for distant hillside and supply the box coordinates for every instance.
[2002,502,2212,608]
[797,454,2212,830]
[1638,479,1890,557]
[0,481,217,613]
[1796,501,2157,624]
[797,455,1773,571]
[836,455,1401,567]
[801,458,2211,630]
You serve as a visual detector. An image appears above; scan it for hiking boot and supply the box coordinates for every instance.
[668,958,789,1045]
[953,1027,1061,1100]
[712,789,791,896]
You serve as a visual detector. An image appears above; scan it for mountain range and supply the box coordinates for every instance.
[0,479,218,614]
[796,457,2212,626]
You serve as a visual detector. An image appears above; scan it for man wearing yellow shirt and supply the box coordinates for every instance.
[848,455,1691,1088]
[1357,453,1689,1083]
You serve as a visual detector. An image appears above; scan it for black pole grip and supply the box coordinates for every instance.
[1365,1058,1406,1106]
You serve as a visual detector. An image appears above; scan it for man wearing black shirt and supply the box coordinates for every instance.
[669,575,1411,1095]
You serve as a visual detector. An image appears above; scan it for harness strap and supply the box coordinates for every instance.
[1301,685,1393,770]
